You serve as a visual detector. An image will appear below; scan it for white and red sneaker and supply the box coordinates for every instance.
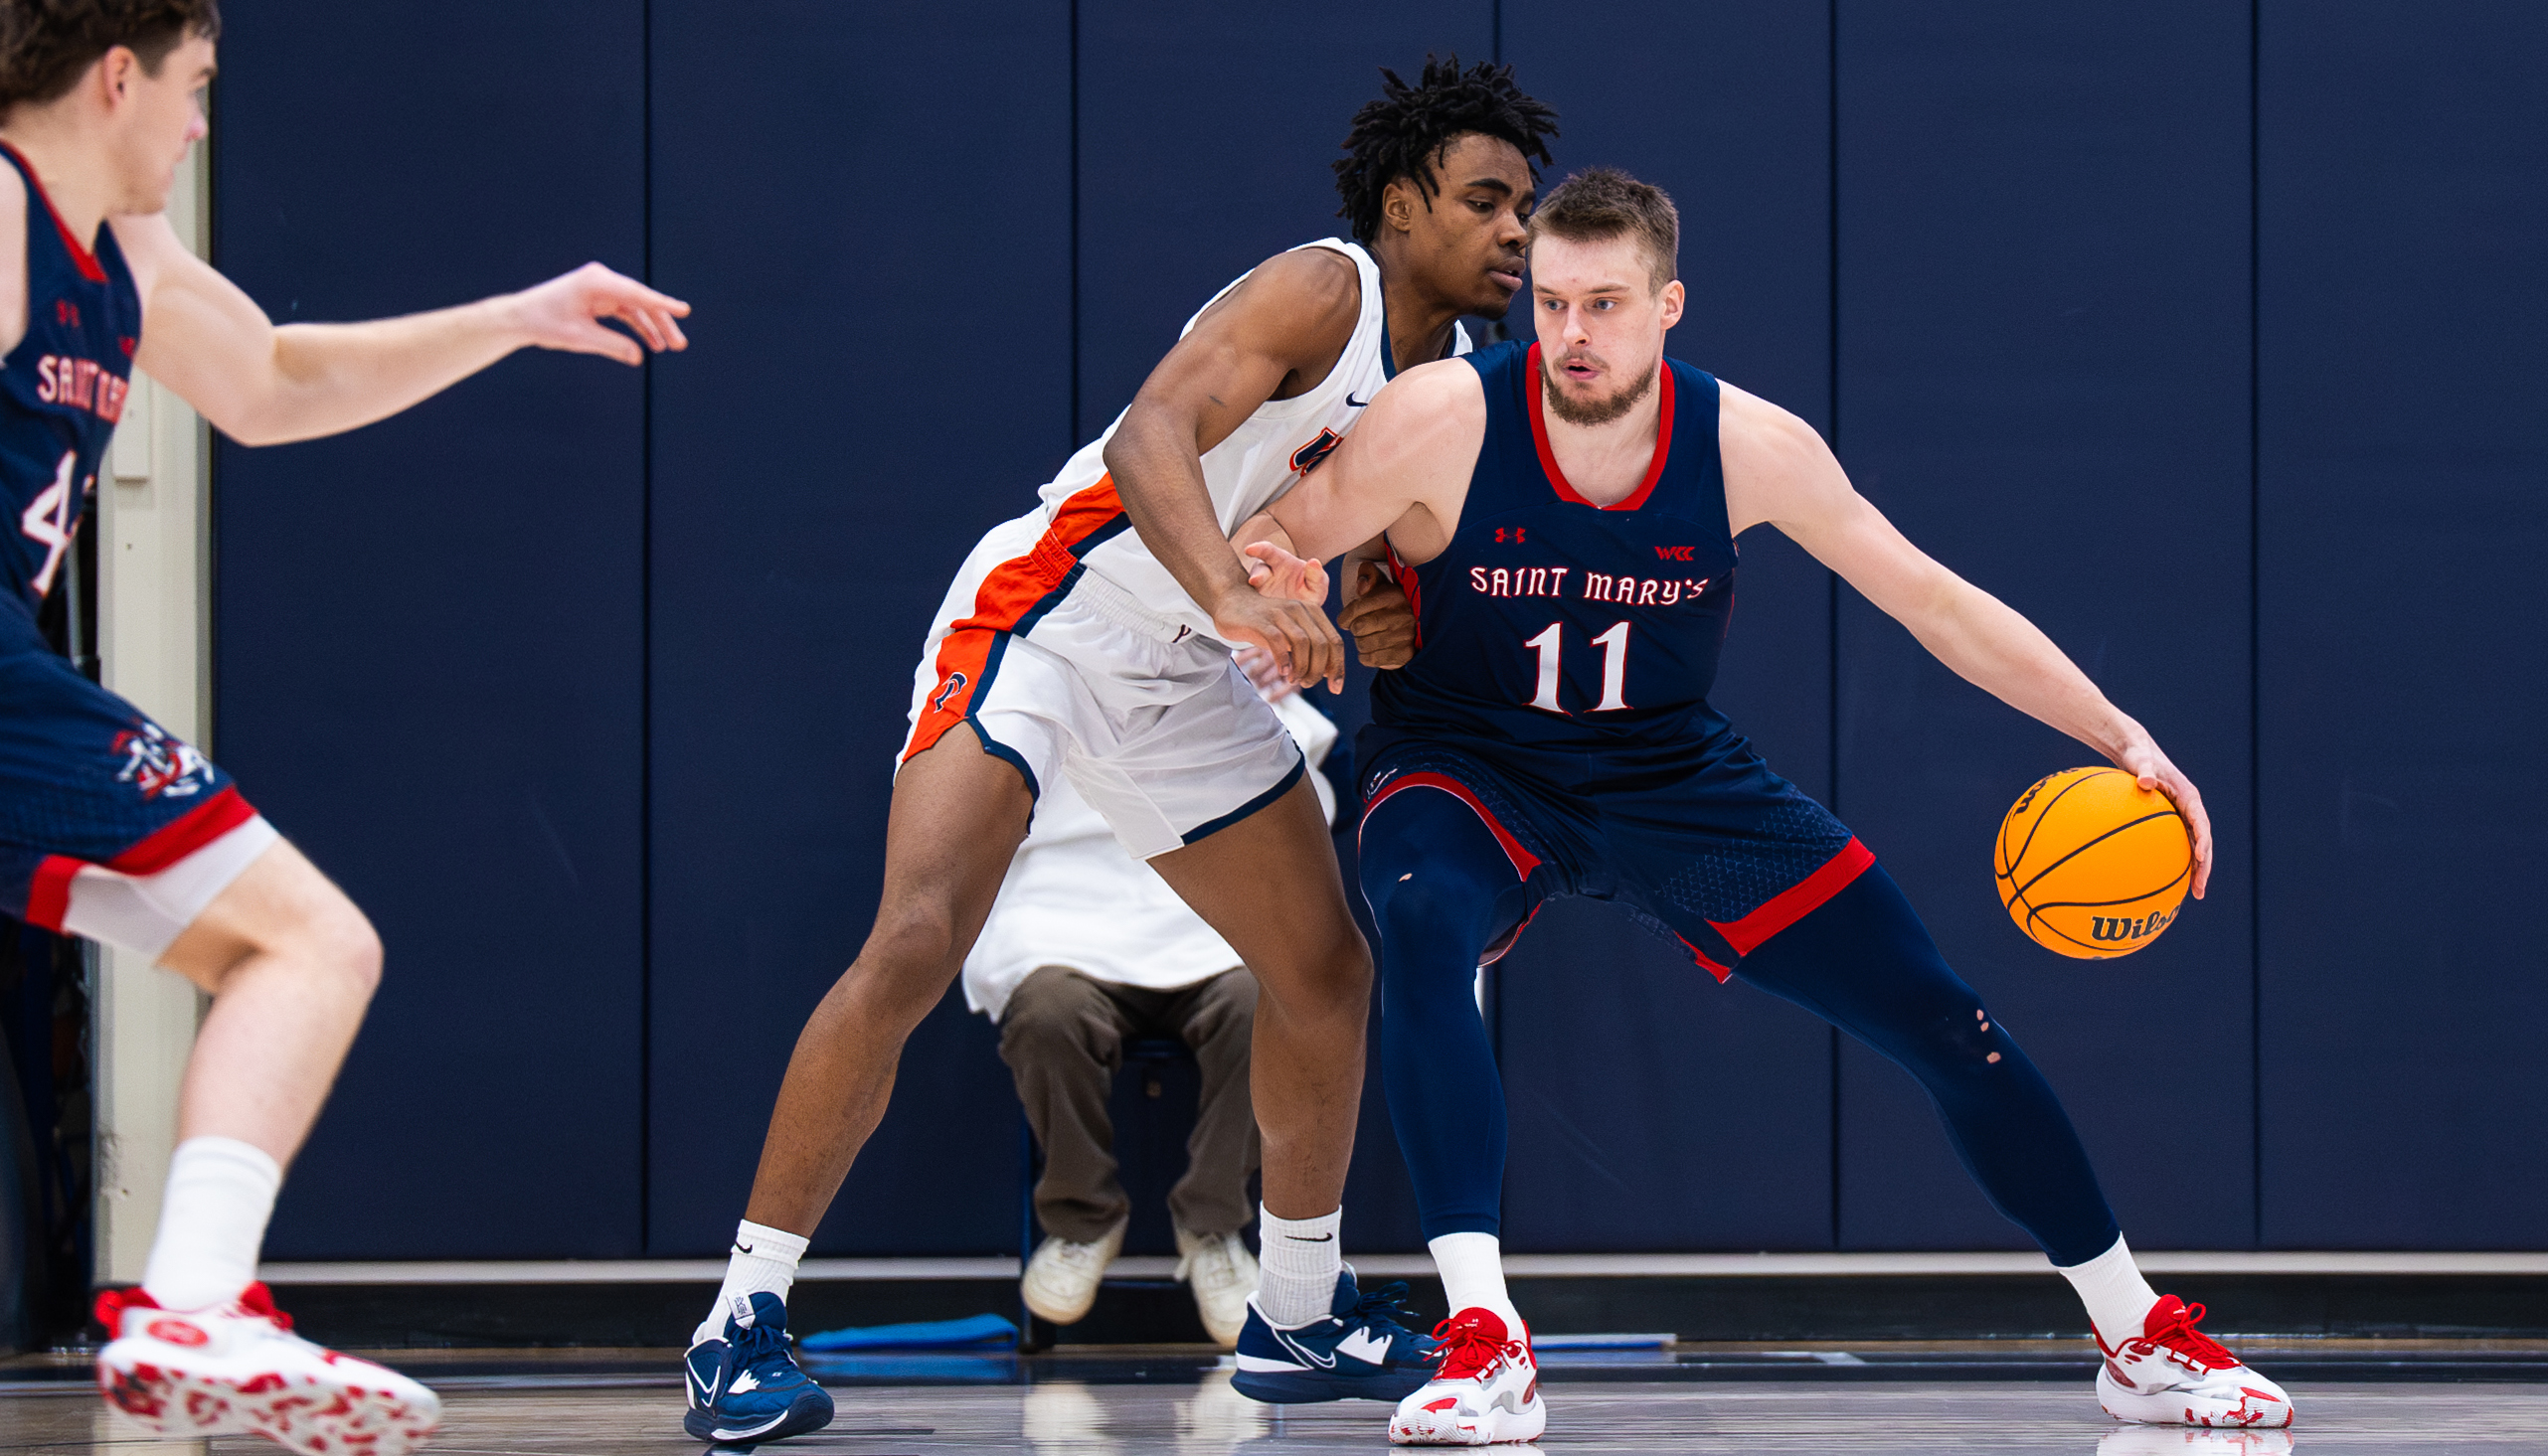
[2096,1296,2293,1429]
[1388,1308,1544,1446]
[96,1282,442,1456]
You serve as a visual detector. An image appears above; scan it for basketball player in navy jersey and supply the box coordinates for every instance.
[1239,169,2291,1443]
[0,6,688,1452]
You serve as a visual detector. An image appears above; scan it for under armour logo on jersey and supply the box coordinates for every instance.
[53,299,77,328]
[931,672,969,714]
[1654,545,1695,561]
[1289,427,1343,475]
[1494,527,1526,544]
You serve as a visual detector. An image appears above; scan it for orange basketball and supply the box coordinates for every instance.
[1994,767,2192,959]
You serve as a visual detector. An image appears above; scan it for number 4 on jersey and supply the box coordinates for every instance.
[19,449,77,597]
[1523,620,1631,715]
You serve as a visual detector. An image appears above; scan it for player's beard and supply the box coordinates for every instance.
[1540,351,1657,427]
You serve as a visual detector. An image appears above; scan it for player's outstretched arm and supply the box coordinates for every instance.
[1249,358,1483,566]
[1719,382,2214,898]
[111,212,689,446]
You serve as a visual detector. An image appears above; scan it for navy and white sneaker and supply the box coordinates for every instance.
[683,1292,834,1446]
[1233,1267,1439,1404]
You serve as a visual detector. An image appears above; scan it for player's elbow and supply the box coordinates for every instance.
[1100,403,1178,483]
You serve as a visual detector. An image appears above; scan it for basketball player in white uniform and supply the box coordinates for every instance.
[680,60,1561,1443]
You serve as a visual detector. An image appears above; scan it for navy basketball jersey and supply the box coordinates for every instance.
[0,142,138,623]
[1371,340,1741,777]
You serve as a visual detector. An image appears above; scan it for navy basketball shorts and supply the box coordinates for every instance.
[1,610,276,959]
[1358,731,1871,977]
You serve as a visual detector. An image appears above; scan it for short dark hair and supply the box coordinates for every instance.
[0,0,219,113]
[1529,167,1679,290]
[1333,56,1558,245]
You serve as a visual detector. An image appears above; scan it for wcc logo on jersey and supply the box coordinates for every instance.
[1288,428,1342,475]
[111,721,213,801]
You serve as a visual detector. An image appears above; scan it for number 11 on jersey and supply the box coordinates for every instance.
[1524,620,1631,715]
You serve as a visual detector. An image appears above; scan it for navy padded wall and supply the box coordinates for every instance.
[1074,1,1494,441]
[1492,1,1838,1252]
[2256,2,2548,1247]
[642,2,1072,1255]
[1831,2,2254,1251]
[213,3,648,1256]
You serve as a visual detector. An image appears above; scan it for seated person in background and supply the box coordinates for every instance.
[963,645,1341,1349]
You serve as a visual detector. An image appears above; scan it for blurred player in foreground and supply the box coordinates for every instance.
[0,4,688,1451]
[681,58,1558,1445]
[1239,168,2290,1444]
[973,646,1344,1348]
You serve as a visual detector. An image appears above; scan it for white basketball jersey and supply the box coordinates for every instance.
[1036,239,1472,641]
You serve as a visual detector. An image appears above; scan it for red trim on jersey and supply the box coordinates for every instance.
[106,786,257,875]
[1382,539,1423,650]
[903,476,1127,763]
[19,787,259,931]
[0,140,108,284]
[1673,930,1735,984]
[1707,837,1877,958]
[24,856,78,931]
[1360,771,1541,881]
[1525,342,1676,512]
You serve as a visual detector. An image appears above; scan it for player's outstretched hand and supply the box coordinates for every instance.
[1212,586,1342,695]
[1339,561,1416,670]
[1242,541,1329,604]
[508,262,692,366]
[2112,734,2212,899]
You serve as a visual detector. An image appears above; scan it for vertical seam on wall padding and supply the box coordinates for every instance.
[1491,0,1501,66]
[204,73,221,755]
[2247,0,2264,1252]
[637,0,655,1255]
[1826,0,1843,1252]
[1069,0,1082,448]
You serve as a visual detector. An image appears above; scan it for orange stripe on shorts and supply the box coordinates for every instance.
[902,477,1127,763]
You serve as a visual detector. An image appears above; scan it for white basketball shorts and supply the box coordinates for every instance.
[900,501,1305,861]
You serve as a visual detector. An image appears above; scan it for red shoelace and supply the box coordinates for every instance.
[2132,1299,2235,1372]
[1429,1313,1526,1382]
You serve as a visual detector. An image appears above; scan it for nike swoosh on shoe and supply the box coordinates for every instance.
[1271,1328,1338,1370]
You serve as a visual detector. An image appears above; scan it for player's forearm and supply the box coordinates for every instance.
[1230,511,1299,572]
[1909,577,2143,760]
[1104,411,1259,617]
[232,297,536,445]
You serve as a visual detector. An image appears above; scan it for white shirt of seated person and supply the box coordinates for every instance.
[961,661,1338,1022]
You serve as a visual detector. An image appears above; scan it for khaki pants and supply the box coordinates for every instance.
[999,964,1260,1243]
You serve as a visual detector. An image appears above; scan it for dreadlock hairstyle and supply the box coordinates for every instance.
[0,0,220,113]
[1333,56,1558,245]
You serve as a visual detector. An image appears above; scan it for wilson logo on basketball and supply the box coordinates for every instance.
[147,1318,210,1347]
[2090,907,2175,942]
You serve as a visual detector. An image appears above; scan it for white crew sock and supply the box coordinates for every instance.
[141,1136,281,1312]
[693,1219,809,1347]
[1256,1206,1342,1328]
[1429,1231,1523,1336]
[2057,1233,2161,1348]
